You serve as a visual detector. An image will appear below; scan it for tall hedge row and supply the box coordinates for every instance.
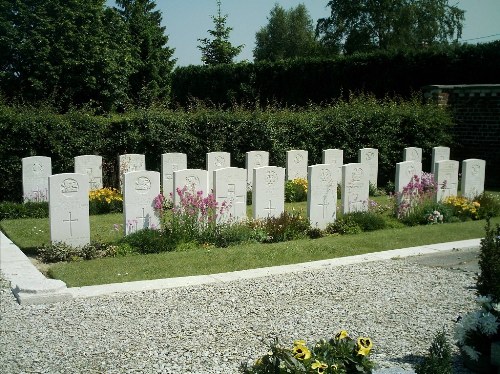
[0,96,453,202]
[171,42,500,107]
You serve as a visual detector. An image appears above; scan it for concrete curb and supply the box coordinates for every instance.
[0,230,481,304]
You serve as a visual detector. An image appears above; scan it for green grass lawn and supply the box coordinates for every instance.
[1,196,497,288]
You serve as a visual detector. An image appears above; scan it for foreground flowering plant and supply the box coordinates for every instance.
[455,295,500,362]
[241,331,375,373]
[442,195,480,220]
[395,173,437,219]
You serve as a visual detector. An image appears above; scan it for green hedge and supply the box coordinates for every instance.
[171,42,500,107]
[0,96,453,202]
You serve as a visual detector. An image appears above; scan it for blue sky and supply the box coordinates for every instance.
[107,0,500,67]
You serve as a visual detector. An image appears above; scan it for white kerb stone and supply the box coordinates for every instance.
[245,151,269,189]
[461,159,486,199]
[252,166,285,219]
[74,155,103,190]
[22,156,51,202]
[307,164,338,229]
[286,150,308,180]
[161,153,187,200]
[214,167,247,223]
[123,171,160,235]
[49,173,90,247]
[341,163,369,214]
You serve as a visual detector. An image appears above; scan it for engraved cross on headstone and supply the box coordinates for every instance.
[63,212,78,236]
[220,184,245,217]
[264,200,276,217]
[136,208,148,229]
[318,195,330,219]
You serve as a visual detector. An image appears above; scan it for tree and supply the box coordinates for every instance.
[197,0,243,65]
[316,0,465,55]
[115,0,176,107]
[254,4,319,62]
[0,0,134,111]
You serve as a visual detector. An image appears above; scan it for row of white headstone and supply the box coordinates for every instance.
[20,146,448,202]
[21,146,486,248]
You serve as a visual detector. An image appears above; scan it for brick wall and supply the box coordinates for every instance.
[424,84,500,187]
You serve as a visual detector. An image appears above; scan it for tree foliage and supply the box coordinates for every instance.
[115,0,176,107]
[197,0,243,65]
[316,0,465,55]
[254,4,319,62]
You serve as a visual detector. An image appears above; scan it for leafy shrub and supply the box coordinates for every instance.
[285,178,307,203]
[251,211,310,243]
[477,219,500,301]
[37,241,118,263]
[414,330,452,374]
[476,192,500,219]
[0,201,49,219]
[119,228,175,254]
[89,187,123,215]
[307,227,323,239]
[211,221,261,248]
[349,211,387,231]
[241,330,375,374]
[326,216,362,235]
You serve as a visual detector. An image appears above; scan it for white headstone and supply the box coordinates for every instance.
[435,160,459,202]
[206,152,230,191]
[74,155,103,190]
[49,173,90,246]
[161,153,187,199]
[341,163,369,214]
[245,151,269,189]
[286,150,308,180]
[431,146,450,175]
[403,147,422,163]
[461,159,486,199]
[214,167,247,223]
[395,161,423,194]
[307,164,338,229]
[123,170,160,235]
[22,156,51,202]
[358,148,378,188]
[119,154,146,191]
[252,166,285,219]
[322,148,343,184]
[172,169,209,207]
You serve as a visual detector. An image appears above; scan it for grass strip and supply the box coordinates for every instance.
[48,217,498,287]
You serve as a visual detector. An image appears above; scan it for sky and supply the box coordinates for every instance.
[107,0,500,67]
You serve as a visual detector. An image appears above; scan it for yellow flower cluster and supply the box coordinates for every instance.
[89,187,123,204]
[291,178,308,194]
[443,195,480,219]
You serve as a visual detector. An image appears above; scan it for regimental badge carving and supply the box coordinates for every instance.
[61,179,79,194]
[407,164,416,177]
[186,175,200,190]
[365,151,375,161]
[320,168,332,182]
[266,170,278,187]
[215,156,225,168]
[32,163,43,174]
[471,163,481,176]
[410,149,419,161]
[352,167,363,181]
[135,177,151,193]
[294,154,303,164]
[254,154,262,167]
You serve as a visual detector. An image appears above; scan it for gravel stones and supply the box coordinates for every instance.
[0,258,477,373]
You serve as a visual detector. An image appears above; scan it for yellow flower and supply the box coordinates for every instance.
[335,330,349,340]
[311,360,328,373]
[294,339,306,346]
[292,343,311,360]
[357,337,373,356]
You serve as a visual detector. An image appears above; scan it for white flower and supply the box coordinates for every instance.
[462,345,481,361]
[479,312,499,335]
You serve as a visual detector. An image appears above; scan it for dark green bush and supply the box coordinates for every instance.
[0,201,49,219]
[119,228,175,254]
[326,216,362,235]
[414,330,452,374]
[252,211,310,243]
[349,211,387,231]
[477,219,500,301]
[37,241,118,263]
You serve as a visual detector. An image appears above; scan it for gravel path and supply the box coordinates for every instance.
[0,258,477,373]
